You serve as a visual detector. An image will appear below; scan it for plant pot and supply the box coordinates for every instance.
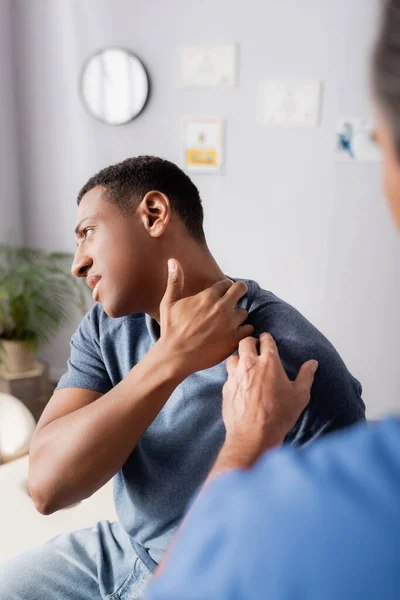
[0,340,37,375]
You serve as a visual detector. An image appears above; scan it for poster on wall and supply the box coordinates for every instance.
[182,118,224,174]
[335,118,381,162]
[180,44,238,88]
[257,80,322,127]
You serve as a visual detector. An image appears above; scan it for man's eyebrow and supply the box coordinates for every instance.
[74,215,99,235]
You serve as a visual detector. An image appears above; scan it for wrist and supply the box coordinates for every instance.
[207,442,257,482]
[218,440,260,469]
[153,338,190,382]
[221,429,284,468]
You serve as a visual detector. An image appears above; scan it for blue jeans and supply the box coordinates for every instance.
[0,520,152,599]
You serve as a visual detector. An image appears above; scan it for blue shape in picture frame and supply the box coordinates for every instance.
[337,122,355,159]
[336,117,381,162]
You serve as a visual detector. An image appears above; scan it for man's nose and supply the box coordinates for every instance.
[71,253,93,278]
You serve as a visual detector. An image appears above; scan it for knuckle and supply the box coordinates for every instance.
[262,333,276,347]
[264,347,276,360]
[214,300,222,314]
[230,281,243,295]
[241,368,254,387]
[202,291,214,306]
[261,332,273,340]
[242,356,253,369]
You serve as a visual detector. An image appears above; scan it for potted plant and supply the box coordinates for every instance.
[0,245,88,374]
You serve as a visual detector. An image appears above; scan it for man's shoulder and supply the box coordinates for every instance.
[233,277,365,436]
[236,277,328,350]
[235,277,312,323]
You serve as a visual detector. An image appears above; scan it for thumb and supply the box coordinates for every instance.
[162,259,184,307]
[294,360,318,400]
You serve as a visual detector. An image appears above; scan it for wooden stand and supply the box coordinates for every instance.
[0,361,54,422]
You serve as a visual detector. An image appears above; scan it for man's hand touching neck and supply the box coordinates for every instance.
[149,244,226,323]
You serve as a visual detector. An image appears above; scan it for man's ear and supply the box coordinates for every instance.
[138,191,171,238]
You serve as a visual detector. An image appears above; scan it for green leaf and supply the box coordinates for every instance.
[0,245,90,348]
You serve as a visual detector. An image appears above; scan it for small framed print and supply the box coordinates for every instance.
[180,44,238,88]
[257,79,322,127]
[182,118,224,174]
[335,118,381,162]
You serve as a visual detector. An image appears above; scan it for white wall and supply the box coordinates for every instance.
[0,0,22,243]
[9,0,400,418]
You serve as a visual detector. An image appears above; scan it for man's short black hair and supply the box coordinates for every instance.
[77,156,206,243]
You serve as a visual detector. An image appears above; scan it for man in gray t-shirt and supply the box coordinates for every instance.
[0,156,365,600]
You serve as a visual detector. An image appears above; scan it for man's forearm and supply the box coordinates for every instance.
[29,340,186,514]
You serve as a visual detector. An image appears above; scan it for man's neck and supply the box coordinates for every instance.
[149,245,226,322]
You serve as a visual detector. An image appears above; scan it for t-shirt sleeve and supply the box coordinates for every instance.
[56,308,112,394]
[250,302,365,445]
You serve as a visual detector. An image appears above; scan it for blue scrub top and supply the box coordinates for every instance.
[147,418,400,599]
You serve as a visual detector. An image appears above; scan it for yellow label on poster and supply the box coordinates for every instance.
[187,149,217,166]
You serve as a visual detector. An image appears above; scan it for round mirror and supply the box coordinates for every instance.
[80,47,150,125]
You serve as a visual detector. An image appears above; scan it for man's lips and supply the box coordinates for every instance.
[86,275,102,290]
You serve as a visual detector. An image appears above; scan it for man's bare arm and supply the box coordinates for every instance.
[28,262,253,515]
[28,343,185,514]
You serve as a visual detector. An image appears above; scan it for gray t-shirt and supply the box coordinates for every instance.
[57,278,365,572]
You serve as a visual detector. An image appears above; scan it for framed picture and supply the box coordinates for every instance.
[335,118,381,162]
[182,118,225,174]
[180,44,238,88]
[257,80,322,127]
